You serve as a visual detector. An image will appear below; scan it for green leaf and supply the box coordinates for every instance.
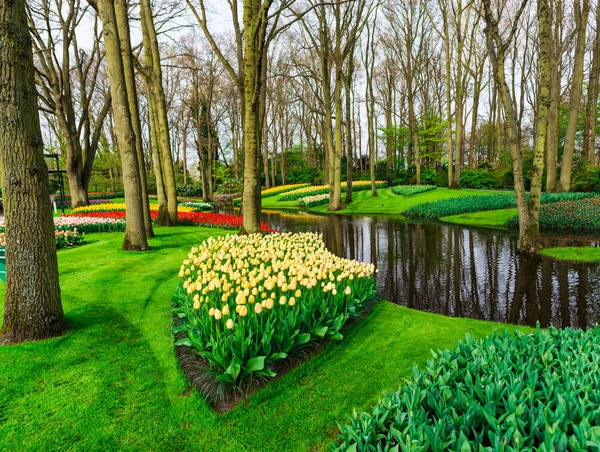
[174,338,192,347]
[245,356,266,373]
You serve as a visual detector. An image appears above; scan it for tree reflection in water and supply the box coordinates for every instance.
[259,210,600,328]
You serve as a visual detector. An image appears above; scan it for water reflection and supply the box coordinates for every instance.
[260,210,600,329]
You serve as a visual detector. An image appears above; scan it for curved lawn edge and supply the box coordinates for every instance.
[539,247,600,263]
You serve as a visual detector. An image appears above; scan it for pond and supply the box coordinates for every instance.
[259,209,600,329]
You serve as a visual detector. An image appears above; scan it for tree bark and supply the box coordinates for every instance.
[0,0,67,343]
[95,0,149,251]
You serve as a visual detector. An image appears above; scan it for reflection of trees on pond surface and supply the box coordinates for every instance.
[261,210,600,329]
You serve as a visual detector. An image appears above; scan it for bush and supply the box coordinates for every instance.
[176,184,204,198]
[279,181,387,201]
[507,197,600,231]
[459,169,498,189]
[336,327,600,451]
[405,192,599,219]
[391,185,437,197]
[216,178,243,195]
[174,233,377,390]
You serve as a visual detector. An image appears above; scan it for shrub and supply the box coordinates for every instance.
[459,169,498,189]
[391,185,437,197]
[174,233,377,390]
[336,327,600,451]
[405,192,599,219]
[279,181,387,201]
[216,178,243,195]
[507,197,600,231]
[176,184,204,198]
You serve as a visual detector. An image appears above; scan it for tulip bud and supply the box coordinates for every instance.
[222,304,230,316]
[288,297,296,307]
[214,309,222,320]
[254,303,263,314]
[226,319,234,330]
[345,286,352,295]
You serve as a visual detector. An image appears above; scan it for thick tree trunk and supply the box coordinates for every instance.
[96,0,149,251]
[240,0,263,234]
[558,0,590,192]
[546,40,560,192]
[115,0,154,238]
[0,0,67,343]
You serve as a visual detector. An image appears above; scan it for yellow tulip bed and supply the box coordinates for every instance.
[72,203,197,214]
[174,232,377,390]
[278,181,387,201]
[233,183,309,204]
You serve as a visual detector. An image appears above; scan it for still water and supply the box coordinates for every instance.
[259,209,600,329]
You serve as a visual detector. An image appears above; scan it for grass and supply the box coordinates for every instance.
[539,247,600,263]
[262,188,503,216]
[0,226,513,451]
[440,208,518,229]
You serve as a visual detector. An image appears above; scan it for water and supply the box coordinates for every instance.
[259,209,600,329]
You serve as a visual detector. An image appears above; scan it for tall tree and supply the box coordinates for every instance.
[28,0,111,208]
[0,0,67,343]
[93,0,149,250]
[482,0,549,253]
[558,0,590,192]
[582,3,600,165]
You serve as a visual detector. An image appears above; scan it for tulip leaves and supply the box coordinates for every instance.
[336,326,600,451]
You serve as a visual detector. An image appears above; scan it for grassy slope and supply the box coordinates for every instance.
[440,208,517,229]
[263,188,502,216]
[0,226,512,451]
[539,247,600,263]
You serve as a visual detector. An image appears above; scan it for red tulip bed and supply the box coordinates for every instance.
[70,211,274,232]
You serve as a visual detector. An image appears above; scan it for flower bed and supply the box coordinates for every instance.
[54,198,115,208]
[298,193,330,208]
[507,197,600,231]
[72,203,197,214]
[55,216,126,233]
[179,201,213,211]
[336,327,600,451]
[60,192,123,201]
[233,183,310,204]
[70,211,273,232]
[279,181,387,201]
[0,229,84,249]
[174,232,377,391]
[404,192,600,220]
[391,185,437,196]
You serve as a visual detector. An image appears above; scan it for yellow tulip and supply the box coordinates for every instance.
[254,303,263,314]
[222,304,230,316]
[226,319,234,329]
[214,309,222,320]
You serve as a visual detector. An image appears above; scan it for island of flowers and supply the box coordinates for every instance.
[278,181,387,201]
[174,232,377,391]
[72,203,199,214]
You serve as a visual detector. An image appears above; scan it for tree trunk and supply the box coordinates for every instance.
[0,0,67,343]
[345,71,354,204]
[582,4,600,165]
[149,96,169,225]
[96,0,149,251]
[115,0,154,238]
[240,0,263,234]
[558,0,590,192]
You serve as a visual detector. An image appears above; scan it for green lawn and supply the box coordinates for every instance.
[263,187,503,216]
[0,226,512,451]
[539,247,600,263]
[440,208,517,229]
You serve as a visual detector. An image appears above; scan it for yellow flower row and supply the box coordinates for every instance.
[72,203,196,214]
